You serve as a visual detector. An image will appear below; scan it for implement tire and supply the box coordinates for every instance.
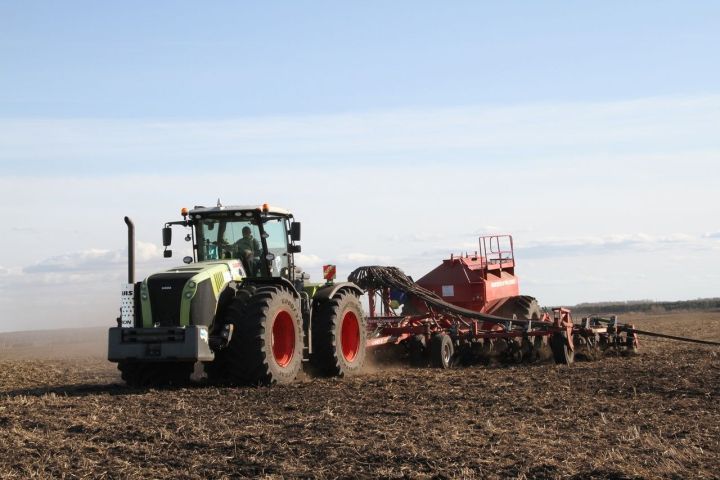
[310,292,367,377]
[494,295,542,320]
[118,361,194,387]
[221,286,303,385]
[430,333,454,369]
[551,332,574,365]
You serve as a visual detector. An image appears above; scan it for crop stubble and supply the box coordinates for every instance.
[0,312,718,479]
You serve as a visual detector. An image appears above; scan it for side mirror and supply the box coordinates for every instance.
[164,250,172,258]
[289,244,302,253]
[290,222,301,241]
[162,227,172,246]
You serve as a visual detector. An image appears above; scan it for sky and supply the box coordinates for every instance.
[1,1,719,332]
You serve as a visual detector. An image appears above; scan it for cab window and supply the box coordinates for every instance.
[263,218,289,275]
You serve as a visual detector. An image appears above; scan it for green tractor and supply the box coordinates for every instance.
[108,203,367,386]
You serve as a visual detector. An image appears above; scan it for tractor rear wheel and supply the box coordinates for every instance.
[550,332,574,365]
[431,333,454,369]
[220,285,304,385]
[310,292,367,377]
[118,361,194,387]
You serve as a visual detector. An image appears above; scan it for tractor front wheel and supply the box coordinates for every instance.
[221,285,304,385]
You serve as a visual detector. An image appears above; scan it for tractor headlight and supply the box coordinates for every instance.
[188,281,196,288]
[141,293,148,300]
[266,253,276,261]
[185,292,193,299]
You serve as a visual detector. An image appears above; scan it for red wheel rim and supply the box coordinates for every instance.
[340,311,360,362]
[271,310,295,367]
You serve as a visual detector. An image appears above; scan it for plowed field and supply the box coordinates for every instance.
[1,312,719,479]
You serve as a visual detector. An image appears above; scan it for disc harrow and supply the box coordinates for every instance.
[350,266,643,367]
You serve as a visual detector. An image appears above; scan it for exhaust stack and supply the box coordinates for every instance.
[124,216,135,284]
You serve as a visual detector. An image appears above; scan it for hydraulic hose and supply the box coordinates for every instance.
[348,266,545,326]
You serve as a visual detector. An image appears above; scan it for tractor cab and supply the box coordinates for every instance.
[163,203,302,281]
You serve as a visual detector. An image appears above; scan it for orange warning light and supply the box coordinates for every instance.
[181,207,189,217]
[262,203,270,212]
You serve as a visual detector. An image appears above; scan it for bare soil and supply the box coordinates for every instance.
[0,312,718,479]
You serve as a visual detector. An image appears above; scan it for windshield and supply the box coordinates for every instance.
[195,215,289,276]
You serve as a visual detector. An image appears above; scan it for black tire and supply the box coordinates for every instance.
[310,292,367,377]
[220,285,304,385]
[494,296,542,320]
[550,332,574,365]
[408,334,428,367]
[205,286,254,383]
[430,333,454,369]
[118,361,194,387]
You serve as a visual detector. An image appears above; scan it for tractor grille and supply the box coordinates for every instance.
[190,279,217,326]
[147,273,195,327]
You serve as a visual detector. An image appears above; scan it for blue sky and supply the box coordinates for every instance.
[1,1,719,332]
[2,1,719,119]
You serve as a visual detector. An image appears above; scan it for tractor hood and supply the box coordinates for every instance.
[139,260,245,328]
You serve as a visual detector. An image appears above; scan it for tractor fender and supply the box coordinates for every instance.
[240,277,300,299]
[312,282,363,303]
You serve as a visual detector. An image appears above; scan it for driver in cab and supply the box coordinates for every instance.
[235,226,261,275]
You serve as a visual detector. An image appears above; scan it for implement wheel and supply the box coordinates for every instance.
[550,332,574,365]
[220,285,303,385]
[431,333,454,369]
[495,296,542,320]
[310,292,367,377]
[119,361,194,387]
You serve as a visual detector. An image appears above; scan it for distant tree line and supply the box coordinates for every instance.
[558,298,720,315]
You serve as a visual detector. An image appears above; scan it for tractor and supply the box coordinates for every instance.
[108,203,367,386]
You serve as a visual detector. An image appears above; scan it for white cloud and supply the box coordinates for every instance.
[135,242,164,262]
[379,233,448,243]
[516,233,715,259]
[10,226,38,233]
[295,253,324,268]
[22,241,162,274]
[23,249,123,273]
[1,94,719,167]
[338,252,392,264]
